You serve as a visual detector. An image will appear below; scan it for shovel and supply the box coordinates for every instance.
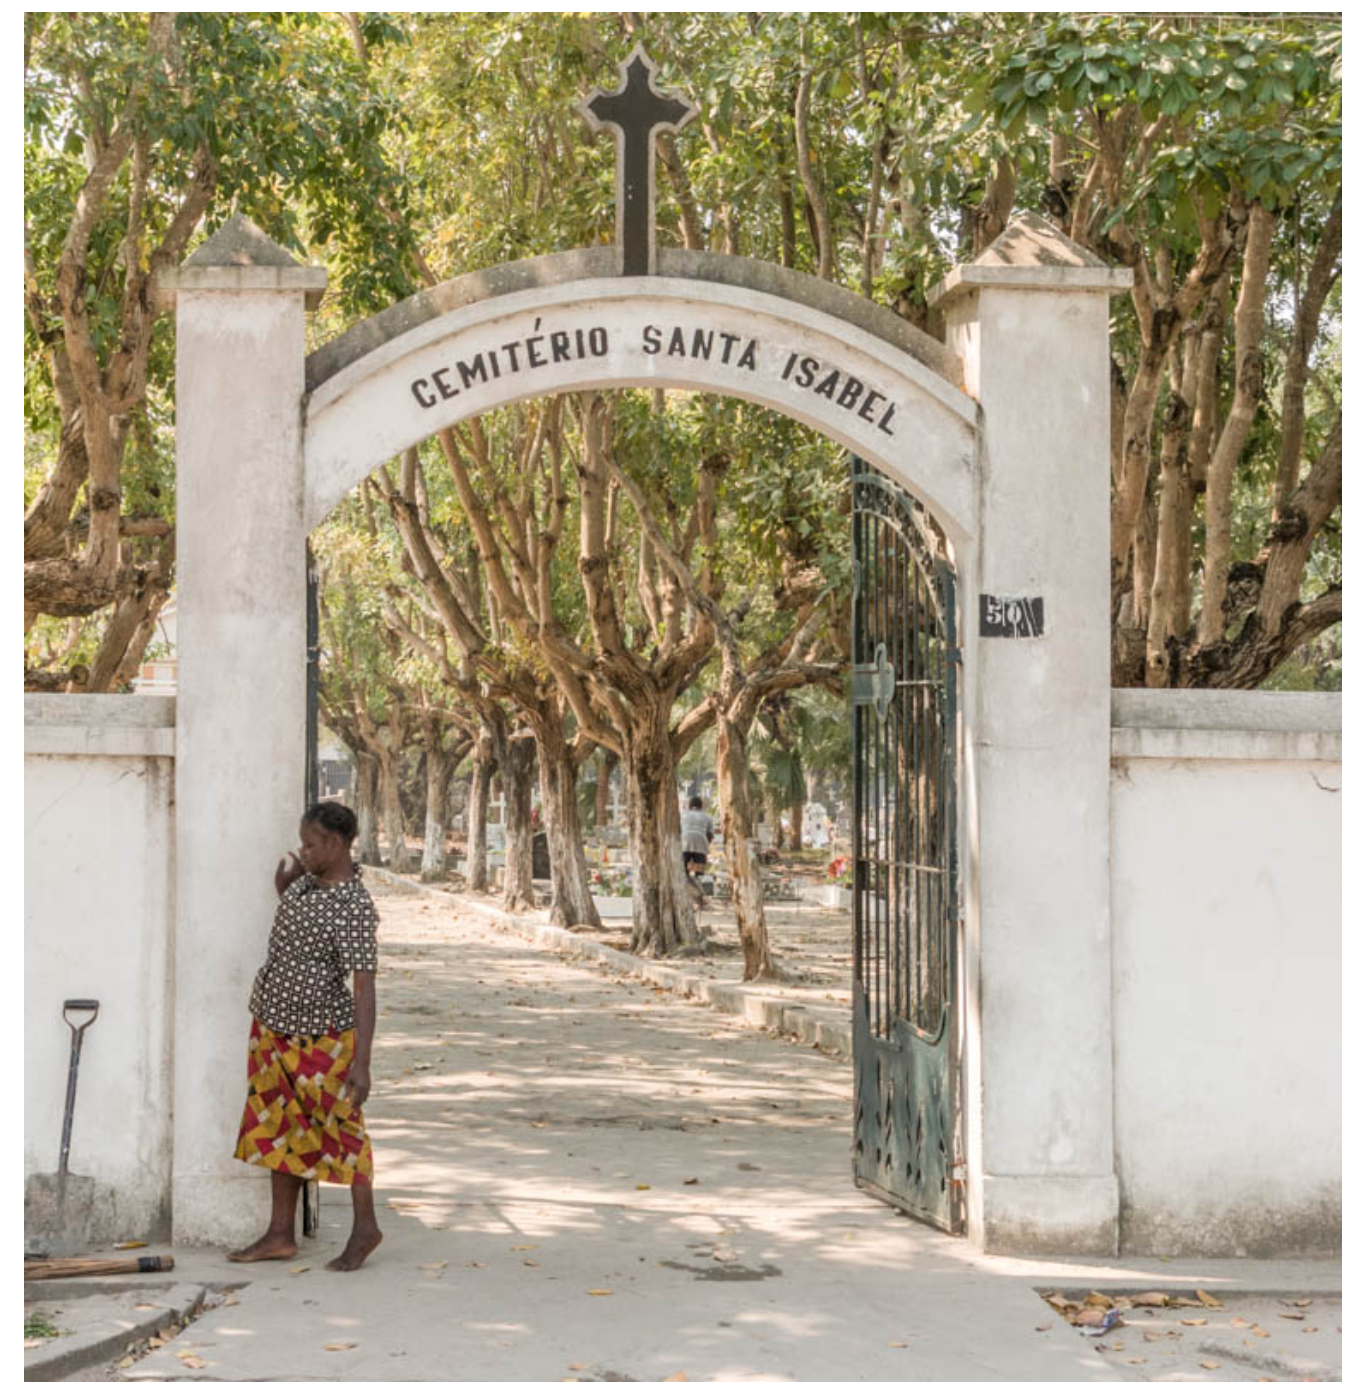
[25,1000,100,1256]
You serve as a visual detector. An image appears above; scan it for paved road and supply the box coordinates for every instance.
[99,883,1336,1382]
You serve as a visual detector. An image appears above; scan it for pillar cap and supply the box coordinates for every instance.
[156,214,327,310]
[929,211,1132,313]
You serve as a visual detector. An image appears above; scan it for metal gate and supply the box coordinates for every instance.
[850,459,964,1232]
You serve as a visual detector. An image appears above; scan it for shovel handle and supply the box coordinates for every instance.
[58,1001,99,1175]
[64,999,100,1033]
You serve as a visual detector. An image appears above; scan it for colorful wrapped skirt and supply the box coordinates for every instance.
[233,1019,373,1185]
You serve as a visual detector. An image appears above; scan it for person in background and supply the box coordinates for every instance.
[680,794,715,902]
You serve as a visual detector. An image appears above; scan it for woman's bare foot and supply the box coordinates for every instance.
[324,1228,382,1272]
[225,1232,298,1263]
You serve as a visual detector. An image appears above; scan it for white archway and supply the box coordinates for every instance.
[160,212,1128,1254]
[302,255,979,542]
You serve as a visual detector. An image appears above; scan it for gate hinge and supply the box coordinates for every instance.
[949,1158,968,1185]
[946,902,963,925]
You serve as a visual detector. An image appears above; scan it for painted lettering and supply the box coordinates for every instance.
[642,324,662,354]
[691,328,713,361]
[837,375,863,411]
[487,349,501,380]
[859,389,883,424]
[526,335,547,368]
[501,340,523,372]
[432,367,459,401]
[411,378,437,409]
[588,327,608,355]
[458,354,489,389]
[736,339,757,370]
[550,331,572,363]
[813,368,841,400]
[781,351,798,381]
[795,356,819,388]
[719,331,740,365]
[667,326,686,357]
[877,402,897,437]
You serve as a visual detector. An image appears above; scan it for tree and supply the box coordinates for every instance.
[24,12,416,689]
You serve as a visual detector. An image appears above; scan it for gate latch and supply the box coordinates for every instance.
[850,642,895,720]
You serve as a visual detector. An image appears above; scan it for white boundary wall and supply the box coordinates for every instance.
[24,689,1340,1254]
[1110,690,1341,1255]
[24,694,176,1242]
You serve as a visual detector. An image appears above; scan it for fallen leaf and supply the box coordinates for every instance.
[467,1261,486,1269]
[133,1303,156,1311]
[1131,1291,1170,1307]
[419,1261,449,1271]
[1284,1298,1313,1308]
[1035,1324,1052,1332]
[288,1265,309,1275]
[587,1288,613,1296]
[712,1248,740,1263]
[683,1177,699,1185]
[1047,1293,1078,1311]
[659,1374,688,1382]
[1074,1308,1107,1326]
[523,1259,539,1268]
[1303,1326,1319,1333]
[115,1240,149,1250]
[1196,1289,1223,1308]
[118,1358,135,1369]
[1140,1330,1167,1342]
[635,1183,651,1191]
[1180,1318,1208,1327]
[1252,1325,1271,1338]
[511,1244,539,1252]
[325,1341,358,1351]
[1085,1291,1115,1309]
[182,1358,208,1371]
[1200,1363,1220,1371]
[886,1341,908,1347]
[1279,1312,1307,1320]
[1128,1360,1147,1366]
[24,1340,45,1351]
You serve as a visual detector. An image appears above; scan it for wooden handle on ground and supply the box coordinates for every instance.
[24,1254,174,1280]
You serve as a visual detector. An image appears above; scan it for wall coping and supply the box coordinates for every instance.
[24,693,176,758]
[1112,690,1340,763]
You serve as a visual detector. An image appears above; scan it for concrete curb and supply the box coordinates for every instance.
[369,868,852,1060]
[24,1282,206,1381]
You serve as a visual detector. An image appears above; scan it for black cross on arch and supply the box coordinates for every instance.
[580,44,696,276]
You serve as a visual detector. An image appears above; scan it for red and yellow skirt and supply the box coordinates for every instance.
[233,1020,373,1185]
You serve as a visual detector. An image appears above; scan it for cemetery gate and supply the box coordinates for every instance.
[850,459,964,1232]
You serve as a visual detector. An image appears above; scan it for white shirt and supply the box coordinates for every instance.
[681,809,714,855]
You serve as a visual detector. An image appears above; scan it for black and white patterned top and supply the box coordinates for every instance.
[248,866,380,1037]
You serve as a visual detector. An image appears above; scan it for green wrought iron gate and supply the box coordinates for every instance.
[850,460,964,1233]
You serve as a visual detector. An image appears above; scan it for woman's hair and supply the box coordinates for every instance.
[303,801,359,843]
[688,795,702,810]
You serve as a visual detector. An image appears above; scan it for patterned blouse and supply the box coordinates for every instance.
[248,866,380,1037]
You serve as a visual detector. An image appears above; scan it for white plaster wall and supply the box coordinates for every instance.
[1110,692,1341,1256]
[24,695,176,1242]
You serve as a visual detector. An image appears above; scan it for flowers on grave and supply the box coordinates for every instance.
[826,855,852,885]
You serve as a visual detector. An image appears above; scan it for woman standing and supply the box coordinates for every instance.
[227,802,382,1271]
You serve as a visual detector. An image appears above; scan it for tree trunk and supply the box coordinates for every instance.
[536,743,601,930]
[623,711,701,957]
[465,730,493,891]
[355,751,382,866]
[594,747,617,831]
[789,798,804,853]
[717,715,779,981]
[376,750,411,871]
[421,746,457,880]
[499,733,536,912]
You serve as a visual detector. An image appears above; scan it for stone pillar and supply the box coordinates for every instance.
[158,217,325,1244]
[931,214,1131,1254]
